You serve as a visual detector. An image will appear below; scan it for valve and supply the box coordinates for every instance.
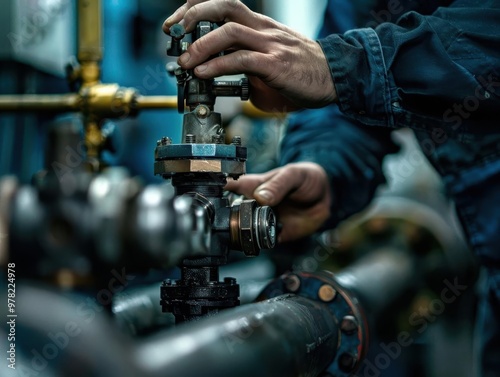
[158,21,272,324]
[166,23,250,114]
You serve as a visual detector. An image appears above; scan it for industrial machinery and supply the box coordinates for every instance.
[0,2,477,377]
[157,22,276,323]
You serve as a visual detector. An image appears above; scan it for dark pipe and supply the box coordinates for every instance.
[335,248,419,316]
[10,284,140,377]
[113,284,174,335]
[136,295,339,377]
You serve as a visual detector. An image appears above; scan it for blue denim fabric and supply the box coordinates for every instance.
[281,0,401,229]
[317,0,500,262]
[281,0,500,375]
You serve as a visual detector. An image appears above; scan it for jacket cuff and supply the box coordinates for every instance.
[318,28,396,127]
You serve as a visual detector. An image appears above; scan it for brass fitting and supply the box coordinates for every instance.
[80,84,138,119]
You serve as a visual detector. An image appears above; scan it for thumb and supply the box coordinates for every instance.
[253,166,304,206]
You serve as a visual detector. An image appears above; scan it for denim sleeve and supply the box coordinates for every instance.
[281,106,399,228]
[318,0,500,135]
[280,0,400,228]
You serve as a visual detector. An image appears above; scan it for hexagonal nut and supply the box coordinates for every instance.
[238,200,259,256]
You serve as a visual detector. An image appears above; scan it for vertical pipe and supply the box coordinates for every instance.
[77,0,103,169]
[78,0,103,63]
[78,0,102,86]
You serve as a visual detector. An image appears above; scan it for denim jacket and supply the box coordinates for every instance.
[282,0,500,266]
[280,1,500,373]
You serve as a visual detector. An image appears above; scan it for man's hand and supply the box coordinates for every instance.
[163,0,337,112]
[225,162,332,243]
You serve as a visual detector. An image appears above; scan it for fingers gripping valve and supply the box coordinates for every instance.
[166,22,249,114]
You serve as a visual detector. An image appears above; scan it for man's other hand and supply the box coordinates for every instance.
[225,162,332,243]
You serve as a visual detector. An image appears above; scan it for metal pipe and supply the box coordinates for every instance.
[335,248,419,316]
[0,94,179,113]
[0,94,80,113]
[134,95,178,110]
[113,284,174,335]
[10,284,140,377]
[136,295,339,377]
[78,0,103,63]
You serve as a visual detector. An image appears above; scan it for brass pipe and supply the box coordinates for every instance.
[0,93,178,113]
[78,0,102,64]
[78,0,102,87]
[84,119,105,162]
[133,96,178,110]
[0,95,80,112]
[77,0,103,169]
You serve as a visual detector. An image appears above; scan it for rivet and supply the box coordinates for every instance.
[318,284,336,302]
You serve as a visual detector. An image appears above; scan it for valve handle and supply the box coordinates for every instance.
[166,24,187,57]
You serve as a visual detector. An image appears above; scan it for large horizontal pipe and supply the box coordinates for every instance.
[11,283,337,377]
[134,247,426,377]
[10,243,451,377]
[136,294,339,377]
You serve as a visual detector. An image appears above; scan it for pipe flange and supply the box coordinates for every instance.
[155,144,247,160]
[259,271,369,376]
